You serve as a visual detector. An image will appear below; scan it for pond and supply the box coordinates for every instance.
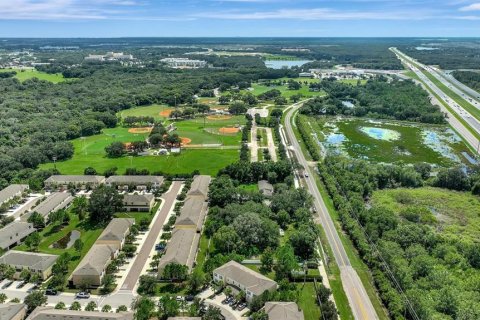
[422,131,460,163]
[360,127,401,141]
[415,47,439,51]
[50,230,81,249]
[264,60,312,69]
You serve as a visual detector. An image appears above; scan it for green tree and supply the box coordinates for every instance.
[162,263,188,281]
[138,275,157,295]
[116,305,128,313]
[132,297,155,320]
[105,141,125,158]
[260,247,275,273]
[212,225,239,254]
[203,305,223,320]
[157,295,180,320]
[73,238,84,254]
[72,196,88,220]
[54,302,66,310]
[85,301,97,311]
[27,212,45,229]
[70,301,81,310]
[88,185,124,224]
[0,293,7,303]
[24,291,47,312]
[275,244,297,280]
[102,305,112,313]
[187,268,206,293]
[25,232,41,251]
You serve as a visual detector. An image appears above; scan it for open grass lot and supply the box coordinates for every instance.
[338,79,368,85]
[371,187,480,242]
[14,213,103,276]
[310,116,471,166]
[40,148,239,176]
[296,283,321,320]
[0,68,66,83]
[119,104,171,120]
[250,82,325,99]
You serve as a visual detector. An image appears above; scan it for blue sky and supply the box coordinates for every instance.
[1,0,480,37]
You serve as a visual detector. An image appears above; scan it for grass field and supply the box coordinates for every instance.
[119,104,171,120]
[371,187,480,242]
[250,82,325,99]
[309,116,471,166]
[0,68,66,83]
[14,213,103,276]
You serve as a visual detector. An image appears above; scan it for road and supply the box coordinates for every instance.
[119,181,183,291]
[391,48,480,152]
[283,101,379,320]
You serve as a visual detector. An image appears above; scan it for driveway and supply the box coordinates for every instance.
[205,293,249,320]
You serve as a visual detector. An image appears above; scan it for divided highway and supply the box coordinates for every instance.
[391,48,480,152]
[283,102,379,320]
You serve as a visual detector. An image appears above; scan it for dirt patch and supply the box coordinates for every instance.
[219,127,240,134]
[207,115,233,121]
[159,108,174,118]
[181,137,192,145]
[128,127,152,134]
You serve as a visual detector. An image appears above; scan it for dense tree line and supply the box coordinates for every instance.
[319,155,480,319]
[301,77,446,124]
[452,70,480,92]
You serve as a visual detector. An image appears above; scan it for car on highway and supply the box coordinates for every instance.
[76,292,90,299]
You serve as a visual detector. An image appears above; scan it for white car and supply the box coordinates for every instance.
[76,292,90,299]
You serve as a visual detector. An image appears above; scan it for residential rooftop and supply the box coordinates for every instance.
[158,228,199,272]
[123,193,155,207]
[0,250,58,272]
[264,302,305,320]
[258,180,274,197]
[44,175,105,184]
[71,244,117,277]
[187,175,211,197]
[0,184,29,205]
[97,218,135,243]
[175,196,207,231]
[0,222,35,250]
[23,192,73,220]
[106,175,164,185]
[214,260,278,296]
[0,303,26,320]
[26,306,133,320]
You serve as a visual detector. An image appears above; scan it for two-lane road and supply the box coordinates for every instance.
[283,102,379,320]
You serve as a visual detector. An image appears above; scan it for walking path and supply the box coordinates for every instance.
[264,127,277,162]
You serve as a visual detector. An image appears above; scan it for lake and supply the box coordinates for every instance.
[264,60,312,69]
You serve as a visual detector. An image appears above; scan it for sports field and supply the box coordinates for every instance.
[0,68,66,83]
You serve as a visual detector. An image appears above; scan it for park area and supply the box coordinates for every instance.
[0,68,66,83]
[305,116,472,166]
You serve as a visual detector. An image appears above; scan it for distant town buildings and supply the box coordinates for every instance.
[84,52,134,62]
[161,58,207,69]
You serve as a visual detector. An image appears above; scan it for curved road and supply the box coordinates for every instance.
[284,102,378,320]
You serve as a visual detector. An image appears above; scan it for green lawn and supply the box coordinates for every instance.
[250,82,325,99]
[237,184,259,192]
[0,68,66,83]
[14,213,103,276]
[296,283,321,320]
[338,79,368,85]
[119,104,171,120]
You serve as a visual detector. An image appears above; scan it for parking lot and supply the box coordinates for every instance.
[202,290,249,320]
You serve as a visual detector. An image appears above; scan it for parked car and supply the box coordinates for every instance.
[76,292,90,299]
[16,281,26,289]
[45,288,58,295]
[185,295,194,302]
[176,296,183,302]
[1,281,13,289]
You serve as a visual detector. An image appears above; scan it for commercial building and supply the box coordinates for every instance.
[70,218,134,287]
[264,302,305,320]
[0,184,29,206]
[84,52,134,62]
[161,58,207,69]
[106,175,164,191]
[158,228,200,275]
[258,180,274,197]
[122,193,155,212]
[0,222,35,250]
[26,307,134,320]
[0,303,27,320]
[213,261,278,302]
[44,175,105,190]
[22,192,73,221]
[0,250,58,280]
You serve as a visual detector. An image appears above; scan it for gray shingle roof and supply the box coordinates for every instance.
[106,175,164,185]
[123,194,154,207]
[175,196,207,230]
[0,222,36,250]
[264,302,304,320]
[0,184,29,205]
[158,228,199,272]
[0,250,58,272]
[187,175,211,197]
[23,192,73,220]
[44,175,105,184]
[97,218,135,243]
[258,180,274,196]
[26,307,133,320]
[72,244,117,277]
[214,261,278,296]
[0,303,26,320]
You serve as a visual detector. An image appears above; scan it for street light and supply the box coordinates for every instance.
[52,156,57,170]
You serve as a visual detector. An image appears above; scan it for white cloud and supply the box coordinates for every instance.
[459,3,480,11]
